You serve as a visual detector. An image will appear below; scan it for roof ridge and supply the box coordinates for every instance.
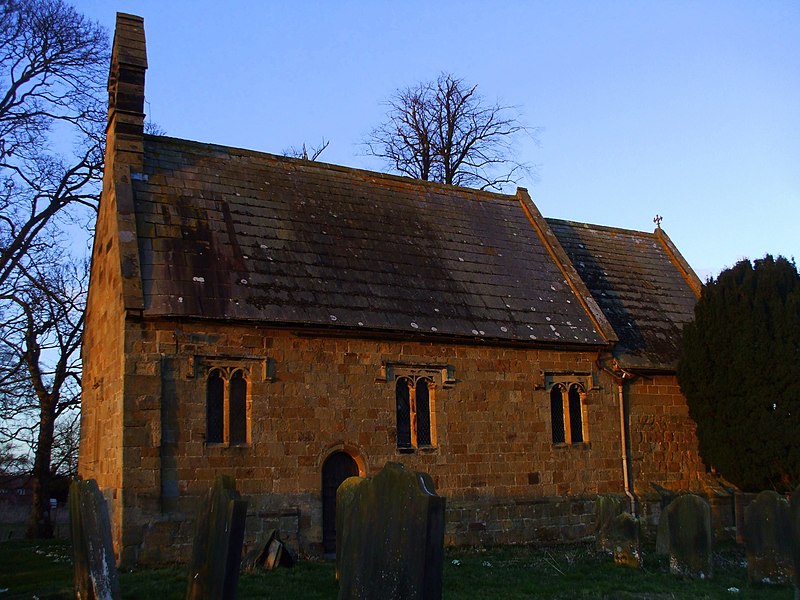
[546,217,656,238]
[143,134,517,201]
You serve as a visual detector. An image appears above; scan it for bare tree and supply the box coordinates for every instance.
[0,252,86,537]
[0,0,106,287]
[365,73,537,191]
[283,138,330,161]
[0,0,106,537]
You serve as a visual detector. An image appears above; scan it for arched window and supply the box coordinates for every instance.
[568,384,584,444]
[548,379,589,445]
[550,385,566,444]
[394,375,436,450]
[415,378,432,447]
[206,367,250,445]
[396,378,412,449]
[229,370,248,445]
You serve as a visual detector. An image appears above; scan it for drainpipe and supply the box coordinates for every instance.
[617,379,638,516]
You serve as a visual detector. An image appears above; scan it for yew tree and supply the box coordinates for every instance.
[677,255,800,492]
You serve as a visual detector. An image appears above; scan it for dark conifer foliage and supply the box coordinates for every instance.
[678,255,800,492]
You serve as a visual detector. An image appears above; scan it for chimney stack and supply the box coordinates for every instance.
[107,13,147,171]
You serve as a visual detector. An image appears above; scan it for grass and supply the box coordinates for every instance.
[0,538,794,599]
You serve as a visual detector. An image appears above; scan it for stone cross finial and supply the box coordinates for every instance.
[653,214,663,228]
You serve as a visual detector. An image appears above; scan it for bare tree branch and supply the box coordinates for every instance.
[365,73,539,191]
[283,138,330,161]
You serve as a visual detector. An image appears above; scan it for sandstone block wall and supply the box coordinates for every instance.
[112,318,628,563]
[627,374,708,495]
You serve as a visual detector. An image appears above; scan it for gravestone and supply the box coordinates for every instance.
[336,462,445,600]
[609,512,641,568]
[594,495,640,568]
[743,490,792,584]
[68,478,121,600]
[791,485,800,598]
[656,493,713,579]
[186,475,248,600]
[242,529,295,571]
[594,495,626,553]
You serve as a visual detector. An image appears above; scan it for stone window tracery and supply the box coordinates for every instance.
[396,375,435,450]
[546,377,590,445]
[379,362,454,452]
[205,366,250,446]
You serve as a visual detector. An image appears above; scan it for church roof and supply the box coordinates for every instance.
[129,135,609,346]
[547,219,701,370]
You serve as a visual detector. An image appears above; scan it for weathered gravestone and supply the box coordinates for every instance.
[594,495,626,553]
[242,529,295,571]
[186,475,248,600]
[656,493,713,579]
[69,478,121,600]
[594,495,640,568]
[789,485,800,597]
[336,462,445,600]
[743,490,793,584]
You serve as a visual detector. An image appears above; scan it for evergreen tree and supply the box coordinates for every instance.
[678,255,800,492]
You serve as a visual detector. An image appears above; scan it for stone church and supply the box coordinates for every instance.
[79,14,722,566]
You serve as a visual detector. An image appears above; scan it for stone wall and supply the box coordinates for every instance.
[78,171,129,555]
[626,374,707,496]
[108,317,629,564]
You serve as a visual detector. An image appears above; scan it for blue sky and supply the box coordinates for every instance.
[78,1,799,280]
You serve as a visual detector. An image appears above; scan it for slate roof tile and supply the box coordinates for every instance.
[547,218,699,370]
[132,136,606,345]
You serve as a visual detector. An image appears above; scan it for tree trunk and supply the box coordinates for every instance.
[26,398,56,538]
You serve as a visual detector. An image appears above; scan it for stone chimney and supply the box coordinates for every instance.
[107,13,147,171]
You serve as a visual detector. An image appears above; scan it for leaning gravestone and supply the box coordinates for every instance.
[656,493,713,579]
[743,490,792,584]
[336,462,445,600]
[186,475,248,600]
[68,478,121,600]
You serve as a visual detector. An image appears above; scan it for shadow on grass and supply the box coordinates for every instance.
[0,538,793,600]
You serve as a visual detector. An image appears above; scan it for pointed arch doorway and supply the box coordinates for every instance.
[321,451,359,556]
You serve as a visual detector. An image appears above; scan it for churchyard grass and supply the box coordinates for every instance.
[0,537,793,599]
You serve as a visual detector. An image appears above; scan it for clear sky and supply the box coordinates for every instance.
[77,0,799,280]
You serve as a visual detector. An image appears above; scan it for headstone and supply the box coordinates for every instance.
[743,490,793,584]
[594,495,626,553]
[68,478,121,600]
[336,462,445,600]
[186,475,248,600]
[609,512,641,569]
[242,529,295,571]
[791,485,800,598]
[657,493,713,579]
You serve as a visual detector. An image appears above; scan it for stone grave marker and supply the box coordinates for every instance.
[242,529,295,571]
[336,462,445,600]
[791,484,800,598]
[743,490,793,584]
[656,493,713,579]
[610,512,641,568]
[594,495,626,553]
[186,475,248,600]
[594,495,640,568]
[68,478,121,600]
